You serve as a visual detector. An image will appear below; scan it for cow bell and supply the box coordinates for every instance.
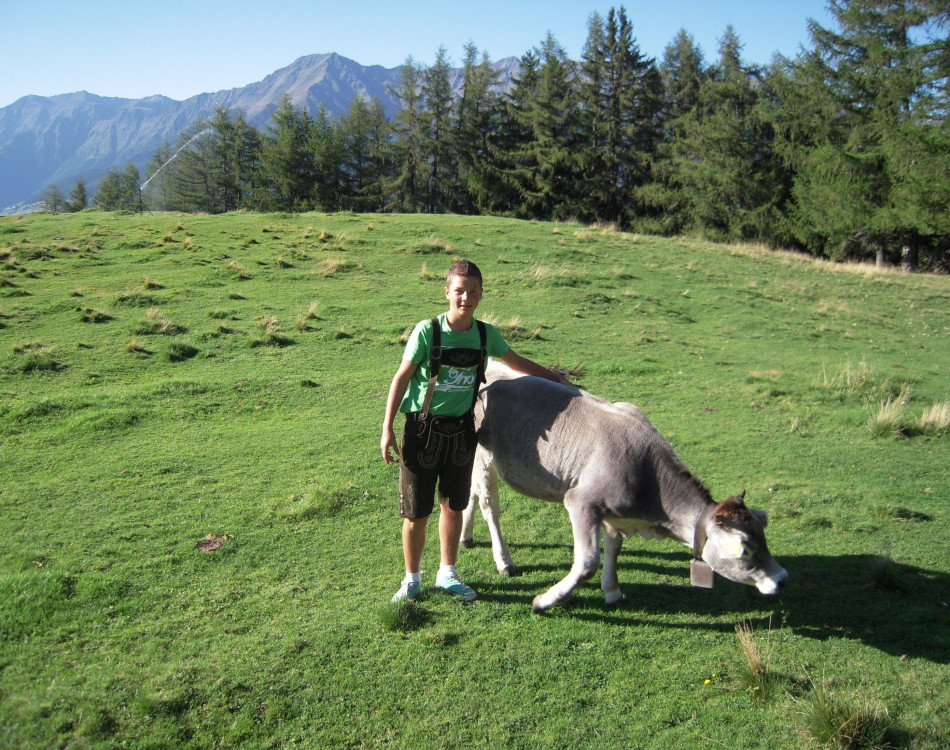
[690,559,715,588]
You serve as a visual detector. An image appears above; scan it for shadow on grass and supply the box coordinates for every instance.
[475,545,949,663]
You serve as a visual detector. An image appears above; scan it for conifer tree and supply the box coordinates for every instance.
[40,184,66,212]
[778,0,949,265]
[422,47,458,213]
[502,34,584,221]
[338,96,392,212]
[208,107,260,212]
[94,164,140,211]
[257,95,316,211]
[455,44,505,214]
[654,27,786,242]
[311,103,345,211]
[142,141,175,210]
[579,7,663,227]
[642,29,708,234]
[67,178,88,212]
[389,58,426,212]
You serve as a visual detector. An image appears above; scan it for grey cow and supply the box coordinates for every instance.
[462,361,789,612]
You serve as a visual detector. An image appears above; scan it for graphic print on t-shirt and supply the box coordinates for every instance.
[435,347,482,394]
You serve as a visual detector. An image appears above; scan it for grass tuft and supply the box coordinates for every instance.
[315,257,358,277]
[377,599,431,633]
[796,682,896,750]
[78,307,112,323]
[412,237,454,254]
[12,341,65,372]
[868,553,908,592]
[867,382,912,438]
[165,342,199,362]
[734,621,782,704]
[132,308,182,336]
[916,400,950,436]
[820,360,904,405]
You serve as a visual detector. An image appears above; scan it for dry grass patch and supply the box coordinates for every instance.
[917,400,950,435]
[133,308,182,336]
[734,622,782,704]
[794,681,896,750]
[412,237,454,254]
[315,257,359,277]
[520,263,581,287]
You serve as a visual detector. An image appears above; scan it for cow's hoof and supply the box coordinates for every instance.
[604,595,625,609]
[460,539,475,549]
[531,594,554,613]
[501,565,518,577]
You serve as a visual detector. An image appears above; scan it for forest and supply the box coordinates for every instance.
[56,0,948,270]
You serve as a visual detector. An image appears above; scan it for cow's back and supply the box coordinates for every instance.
[475,365,674,511]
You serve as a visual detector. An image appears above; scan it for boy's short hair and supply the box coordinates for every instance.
[446,260,483,285]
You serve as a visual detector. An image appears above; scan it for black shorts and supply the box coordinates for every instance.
[399,412,477,519]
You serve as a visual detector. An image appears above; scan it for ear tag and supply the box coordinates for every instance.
[690,560,715,588]
[721,535,745,559]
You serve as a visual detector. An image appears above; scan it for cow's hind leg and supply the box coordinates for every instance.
[461,446,516,576]
[601,524,624,607]
[532,498,602,613]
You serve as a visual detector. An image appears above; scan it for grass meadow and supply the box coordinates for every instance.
[1,210,947,748]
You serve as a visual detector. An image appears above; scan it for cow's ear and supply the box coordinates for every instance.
[736,490,746,505]
[750,509,769,529]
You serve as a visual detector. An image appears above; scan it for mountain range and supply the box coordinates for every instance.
[0,53,520,213]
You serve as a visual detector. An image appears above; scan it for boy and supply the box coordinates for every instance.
[381,260,566,603]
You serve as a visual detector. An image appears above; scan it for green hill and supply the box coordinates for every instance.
[1,210,948,748]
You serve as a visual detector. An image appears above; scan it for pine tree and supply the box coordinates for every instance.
[579,7,664,227]
[67,178,88,212]
[209,107,260,212]
[778,0,949,265]
[655,27,786,242]
[311,103,345,211]
[141,141,175,210]
[389,58,426,212]
[156,123,219,212]
[338,96,392,212]
[94,164,140,211]
[257,95,316,211]
[502,34,584,221]
[641,29,709,234]
[40,184,67,212]
[422,47,458,213]
[455,44,506,214]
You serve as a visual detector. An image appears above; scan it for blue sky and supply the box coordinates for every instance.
[0,1,835,109]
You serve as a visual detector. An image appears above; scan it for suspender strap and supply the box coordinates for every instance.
[420,317,442,420]
[470,320,487,412]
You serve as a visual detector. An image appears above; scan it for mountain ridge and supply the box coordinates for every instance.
[0,52,520,212]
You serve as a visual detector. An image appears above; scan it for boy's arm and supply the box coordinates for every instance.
[381,359,418,463]
[499,349,570,385]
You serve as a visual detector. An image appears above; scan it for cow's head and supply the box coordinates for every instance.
[698,492,789,595]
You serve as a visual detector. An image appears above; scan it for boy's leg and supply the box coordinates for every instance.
[436,503,477,601]
[392,516,427,603]
[393,415,436,602]
[438,504,463,567]
[402,516,429,574]
[433,429,478,601]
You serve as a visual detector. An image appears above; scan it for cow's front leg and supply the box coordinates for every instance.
[532,499,602,613]
[461,447,516,576]
[601,523,624,607]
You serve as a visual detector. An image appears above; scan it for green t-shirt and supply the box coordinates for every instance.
[399,313,510,417]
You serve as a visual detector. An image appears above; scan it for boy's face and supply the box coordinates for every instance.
[444,274,483,321]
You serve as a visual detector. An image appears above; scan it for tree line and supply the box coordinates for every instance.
[51,1,948,269]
